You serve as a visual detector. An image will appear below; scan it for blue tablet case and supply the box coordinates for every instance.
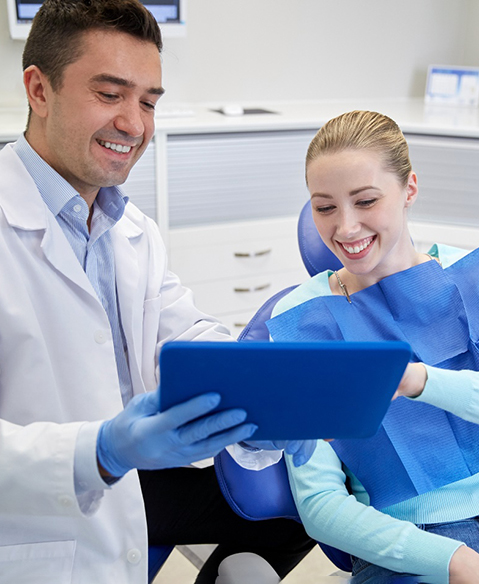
[159,341,411,440]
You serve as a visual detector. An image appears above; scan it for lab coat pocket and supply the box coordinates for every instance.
[142,294,162,389]
[0,540,76,584]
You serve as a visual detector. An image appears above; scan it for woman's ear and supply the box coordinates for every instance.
[23,65,51,120]
[404,172,418,208]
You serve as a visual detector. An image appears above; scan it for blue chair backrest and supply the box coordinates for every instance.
[216,200,352,572]
[297,200,342,276]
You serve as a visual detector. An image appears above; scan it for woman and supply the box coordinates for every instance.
[266,111,479,583]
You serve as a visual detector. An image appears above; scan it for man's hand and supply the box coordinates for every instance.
[392,363,428,401]
[97,390,257,477]
[242,440,317,467]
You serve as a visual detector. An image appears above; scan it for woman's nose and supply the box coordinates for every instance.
[336,209,361,239]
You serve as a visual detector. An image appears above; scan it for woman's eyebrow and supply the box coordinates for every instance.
[311,192,333,199]
[349,186,381,196]
[311,186,381,200]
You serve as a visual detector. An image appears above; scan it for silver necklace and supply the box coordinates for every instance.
[334,271,352,304]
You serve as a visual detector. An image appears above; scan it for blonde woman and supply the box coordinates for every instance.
[267,111,479,583]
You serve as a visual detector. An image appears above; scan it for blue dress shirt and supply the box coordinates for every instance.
[13,135,133,406]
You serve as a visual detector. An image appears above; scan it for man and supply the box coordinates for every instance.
[0,1,315,582]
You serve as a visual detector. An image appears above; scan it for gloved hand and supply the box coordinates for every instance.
[97,389,257,477]
[242,440,317,467]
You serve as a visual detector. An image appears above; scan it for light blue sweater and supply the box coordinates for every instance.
[273,244,479,584]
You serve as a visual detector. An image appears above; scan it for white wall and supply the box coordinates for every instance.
[160,0,469,104]
[0,0,474,109]
[464,0,479,64]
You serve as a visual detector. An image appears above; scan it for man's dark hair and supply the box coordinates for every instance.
[23,0,163,92]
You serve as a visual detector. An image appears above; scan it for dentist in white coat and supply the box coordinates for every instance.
[0,1,315,583]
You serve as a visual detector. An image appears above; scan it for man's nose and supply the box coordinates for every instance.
[114,102,144,138]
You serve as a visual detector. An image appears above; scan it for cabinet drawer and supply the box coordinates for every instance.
[189,269,307,316]
[169,217,305,284]
[171,235,303,284]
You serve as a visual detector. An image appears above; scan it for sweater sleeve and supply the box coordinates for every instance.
[413,366,479,424]
[286,440,462,584]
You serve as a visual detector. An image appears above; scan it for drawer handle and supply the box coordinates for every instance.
[234,248,272,258]
[234,283,271,293]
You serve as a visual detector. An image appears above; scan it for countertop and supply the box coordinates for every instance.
[2,98,479,141]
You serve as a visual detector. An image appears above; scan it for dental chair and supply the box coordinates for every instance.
[148,201,344,583]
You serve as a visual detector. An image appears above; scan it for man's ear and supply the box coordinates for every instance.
[404,171,418,208]
[23,65,52,119]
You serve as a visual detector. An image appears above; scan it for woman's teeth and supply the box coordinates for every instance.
[99,140,131,153]
[342,238,374,254]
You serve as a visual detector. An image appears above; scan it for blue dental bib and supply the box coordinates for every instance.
[267,248,479,509]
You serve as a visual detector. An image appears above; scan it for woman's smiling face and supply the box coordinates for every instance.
[307,148,418,286]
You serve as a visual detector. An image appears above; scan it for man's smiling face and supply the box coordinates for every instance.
[28,28,163,201]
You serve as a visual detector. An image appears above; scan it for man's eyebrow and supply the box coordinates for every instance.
[90,74,165,96]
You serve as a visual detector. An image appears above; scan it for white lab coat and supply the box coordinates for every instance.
[0,144,234,583]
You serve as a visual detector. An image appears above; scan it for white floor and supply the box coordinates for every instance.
[153,544,349,584]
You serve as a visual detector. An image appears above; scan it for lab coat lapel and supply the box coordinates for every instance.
[0,145,98,299]
[111,215,144,391]
[40,215,100,299]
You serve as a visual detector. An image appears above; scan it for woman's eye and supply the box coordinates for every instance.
[314,205,335,215]
[356,198,377,208]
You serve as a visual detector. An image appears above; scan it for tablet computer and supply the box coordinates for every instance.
[159,341,411,440]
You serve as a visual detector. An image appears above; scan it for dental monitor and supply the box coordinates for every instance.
[7,0,187,41]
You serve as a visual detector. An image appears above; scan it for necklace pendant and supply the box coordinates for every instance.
[334,271,352,304]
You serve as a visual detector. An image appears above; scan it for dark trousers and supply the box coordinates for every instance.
[139,465,316,583]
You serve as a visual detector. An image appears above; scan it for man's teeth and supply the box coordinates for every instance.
[343,238,373,254]
[99,140,131,153]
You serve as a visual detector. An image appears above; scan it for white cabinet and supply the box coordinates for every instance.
[406,134,479,252]
[119,141,157,221]
[164,129,316,336]
[166,130,315,228]
[169,217,309,337]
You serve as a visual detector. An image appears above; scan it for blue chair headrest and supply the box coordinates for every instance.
[297,201,342,276]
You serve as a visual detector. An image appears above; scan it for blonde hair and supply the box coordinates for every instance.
[306,110,412,188]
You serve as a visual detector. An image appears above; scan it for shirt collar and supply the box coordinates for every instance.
[13,134,128,221]
[96,186,128,223]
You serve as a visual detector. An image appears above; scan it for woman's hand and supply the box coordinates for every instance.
[449,545,479,583]
[392,363,427,400]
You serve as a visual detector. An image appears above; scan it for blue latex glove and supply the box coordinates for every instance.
[97,389,257,477]
[242,440,317,467]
